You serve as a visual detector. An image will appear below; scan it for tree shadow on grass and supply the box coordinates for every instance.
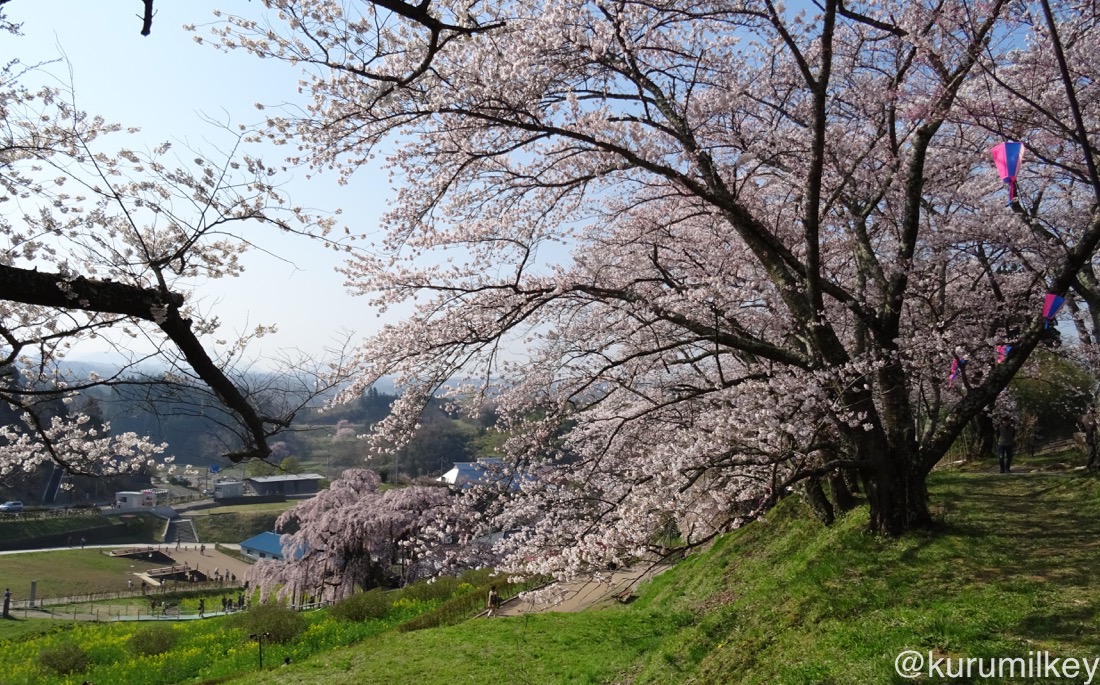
[930,472,1100,646]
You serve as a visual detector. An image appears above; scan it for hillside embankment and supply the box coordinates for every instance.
[213,457,1100,684]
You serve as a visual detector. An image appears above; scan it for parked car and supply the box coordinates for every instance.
[0,501,24,512]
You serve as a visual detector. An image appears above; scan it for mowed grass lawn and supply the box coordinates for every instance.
[0,549,162,599]
[190,509,287,544]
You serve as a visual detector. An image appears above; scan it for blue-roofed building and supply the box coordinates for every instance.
[240,532,291,561]
[438,458,504,487]
[437,458,534,491]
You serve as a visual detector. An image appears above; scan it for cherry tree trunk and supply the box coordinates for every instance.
[864,455,932,535]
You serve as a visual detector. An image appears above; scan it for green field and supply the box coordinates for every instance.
[195,501,297,516]
[2,455,1100,684]
[0,549,163,599]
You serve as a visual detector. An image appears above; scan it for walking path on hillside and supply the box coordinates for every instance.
[496,563,671,617]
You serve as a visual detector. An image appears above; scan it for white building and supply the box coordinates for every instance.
[114,490,157,509]
[212,480,245,499]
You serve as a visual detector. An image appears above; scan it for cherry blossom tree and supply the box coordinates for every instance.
[0,33,351,477]
[248,469,473,601]
[214,0,1100,582]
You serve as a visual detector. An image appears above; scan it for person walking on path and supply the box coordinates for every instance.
[999,416,1017,474]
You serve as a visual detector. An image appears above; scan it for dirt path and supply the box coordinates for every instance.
[133,543,251,586]
[496,563,670,616]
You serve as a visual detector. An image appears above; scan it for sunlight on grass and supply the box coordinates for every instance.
[3,465,1100,684]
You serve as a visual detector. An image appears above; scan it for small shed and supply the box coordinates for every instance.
[212,480,245,499]
[246,473,324,497]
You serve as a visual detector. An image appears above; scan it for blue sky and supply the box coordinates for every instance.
[2,0,388,365]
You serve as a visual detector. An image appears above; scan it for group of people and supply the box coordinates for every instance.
[195,594,248,617]
[210,568,237,585]
[220,593,247,613]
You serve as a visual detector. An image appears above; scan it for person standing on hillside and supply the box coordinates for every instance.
[998,416,1017,474]
[486,585,501,617]
[1080,405,1098,471]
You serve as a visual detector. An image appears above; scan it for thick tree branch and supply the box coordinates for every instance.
[0,264,181,314]
[0,263,272,462]
[140,0,153,36]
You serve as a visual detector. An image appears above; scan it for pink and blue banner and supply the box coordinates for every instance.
[991,141,1025,203]
[1043,293,1065,328]
[948,358,966,387]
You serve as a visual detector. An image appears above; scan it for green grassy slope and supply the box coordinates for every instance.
[630,471,1100,683]
[190,509,287,544]
[0,513,105,544]
[218,468,1100,685]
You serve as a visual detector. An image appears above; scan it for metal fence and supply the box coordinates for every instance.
[6,585,333,623]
